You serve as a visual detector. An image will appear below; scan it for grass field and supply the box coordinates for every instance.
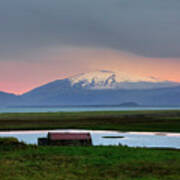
[0,138,180,180]
[0,110,180,132]
[1,111,180,180]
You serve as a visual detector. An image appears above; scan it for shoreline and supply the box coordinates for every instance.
[0,129,180,136]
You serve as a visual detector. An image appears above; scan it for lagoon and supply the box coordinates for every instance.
[0,129,180,149]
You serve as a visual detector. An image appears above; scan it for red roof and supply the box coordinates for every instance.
[48,132,91,141]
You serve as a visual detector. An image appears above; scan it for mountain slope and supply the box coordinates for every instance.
[0,91,20,106]
[22,86,180,106]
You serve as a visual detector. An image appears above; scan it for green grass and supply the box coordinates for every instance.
[1,110,180,132]
[0,138,180,180]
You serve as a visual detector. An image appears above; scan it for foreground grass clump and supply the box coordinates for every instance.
[0,137,27,151]
[0,137,18,144]
[1,110,180,132]
[0,138,180,180]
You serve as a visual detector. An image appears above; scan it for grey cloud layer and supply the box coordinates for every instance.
[0,0,180,59]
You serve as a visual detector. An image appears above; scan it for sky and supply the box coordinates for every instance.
[1,0,180,94]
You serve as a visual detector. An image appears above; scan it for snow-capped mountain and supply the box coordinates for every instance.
[69,70,179,90]
[2,70,180,106]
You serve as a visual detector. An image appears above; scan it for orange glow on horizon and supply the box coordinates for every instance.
[1,47,180,94]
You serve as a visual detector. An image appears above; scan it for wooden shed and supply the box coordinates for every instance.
[38,132,92,146]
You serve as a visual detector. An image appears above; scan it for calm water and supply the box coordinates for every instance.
[0,130,180,148]
[1,106,180,113]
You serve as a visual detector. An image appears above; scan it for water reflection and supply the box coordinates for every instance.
[0,130,180,149]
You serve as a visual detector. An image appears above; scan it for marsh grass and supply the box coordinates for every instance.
[0,110,180,132]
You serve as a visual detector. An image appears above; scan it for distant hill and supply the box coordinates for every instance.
[118,102,139,107]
